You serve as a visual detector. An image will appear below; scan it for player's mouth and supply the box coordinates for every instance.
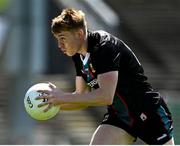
[61,48,67,54]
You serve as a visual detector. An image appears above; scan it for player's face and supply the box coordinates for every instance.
[55,29,84,56]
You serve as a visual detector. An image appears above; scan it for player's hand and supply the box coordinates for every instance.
[36,82,64,112]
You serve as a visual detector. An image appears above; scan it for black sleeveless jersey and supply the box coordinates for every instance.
[72,30,153,113]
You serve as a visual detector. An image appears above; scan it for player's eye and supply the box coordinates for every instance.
[60,37,66,42]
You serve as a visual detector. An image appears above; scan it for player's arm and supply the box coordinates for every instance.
[60,76,91,110]
[59,71,118,106]
[37,71,118,109]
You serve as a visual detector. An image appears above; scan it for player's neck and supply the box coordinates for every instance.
[78,39,88,56]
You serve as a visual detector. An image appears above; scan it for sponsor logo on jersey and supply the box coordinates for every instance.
[87,79,98,88]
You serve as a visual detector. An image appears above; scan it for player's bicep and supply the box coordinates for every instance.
[97,71,118,104]
[75,76,91,94]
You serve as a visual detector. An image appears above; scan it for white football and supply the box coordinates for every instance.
[24,83,60,120]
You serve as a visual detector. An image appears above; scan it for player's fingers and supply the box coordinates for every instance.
[35,95,48,100]
[44,103,53,112]
[37,89,50,94]
[38,101,49,108]
[48,82,56,89]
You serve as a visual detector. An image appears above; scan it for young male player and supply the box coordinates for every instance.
[36,8,174,145]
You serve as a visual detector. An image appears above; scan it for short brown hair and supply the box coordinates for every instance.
[51,8,87,34]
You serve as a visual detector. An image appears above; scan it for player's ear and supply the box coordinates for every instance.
[76,28,85,40]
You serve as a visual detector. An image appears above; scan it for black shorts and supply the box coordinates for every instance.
[101,97,173,144]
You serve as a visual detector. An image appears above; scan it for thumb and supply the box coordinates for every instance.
[48,82,56,89]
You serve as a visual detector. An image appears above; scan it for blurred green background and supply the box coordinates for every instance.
[0,0,180,144]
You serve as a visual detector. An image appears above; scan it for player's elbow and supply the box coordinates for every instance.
[106,96,114,105]
[103,92,114,105]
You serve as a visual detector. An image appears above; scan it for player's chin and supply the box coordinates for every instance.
[65,52,76,56]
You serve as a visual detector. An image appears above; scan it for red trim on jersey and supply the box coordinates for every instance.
[110,105,118,113]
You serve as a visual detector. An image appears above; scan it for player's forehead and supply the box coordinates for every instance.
[55,30,74,38]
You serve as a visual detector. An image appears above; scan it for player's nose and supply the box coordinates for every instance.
[58,42,64,48]
[58,43,66,51]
